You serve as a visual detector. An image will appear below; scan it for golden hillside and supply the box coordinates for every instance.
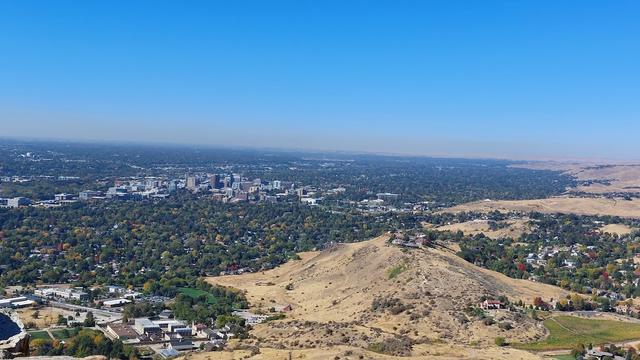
[208,235,567,359]
[444,196,640,218]
[434,219,531,239]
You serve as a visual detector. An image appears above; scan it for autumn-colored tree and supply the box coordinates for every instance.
[533,297,547,309]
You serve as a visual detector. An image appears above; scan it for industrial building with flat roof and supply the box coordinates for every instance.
[106,323,139,341]
[133,318,161,335]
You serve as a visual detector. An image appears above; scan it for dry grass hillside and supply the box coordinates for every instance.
[435,219,531,239]
[571,164,640,194]
[512,162,640,194]
[442,162,640,218]
[208,235,567,359]
[445,196,640,218]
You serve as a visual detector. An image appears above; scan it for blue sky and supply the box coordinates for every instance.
[1,1,638,160]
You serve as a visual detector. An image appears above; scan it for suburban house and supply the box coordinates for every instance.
[480,299,504,310]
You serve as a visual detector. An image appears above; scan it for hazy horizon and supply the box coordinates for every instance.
[1,1,638,161]
[3,135,635,165]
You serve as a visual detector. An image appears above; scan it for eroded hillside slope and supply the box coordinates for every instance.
[209,235,567,358]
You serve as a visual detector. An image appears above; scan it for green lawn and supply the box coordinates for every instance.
[50,328,79,339]
[515,316,640,351]
[50,328,102,340]
[178,287,219,304]
[27,330,51,340]
[553,355,575,360]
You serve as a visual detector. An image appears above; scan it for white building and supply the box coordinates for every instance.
[5,197,30,208]
[34,287,89,301]
[54,193,75,201]
[0,297,34,309]
[232,310,268,326]
[103,298,132,308]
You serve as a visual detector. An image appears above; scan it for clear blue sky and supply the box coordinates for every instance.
[1,1,638,160]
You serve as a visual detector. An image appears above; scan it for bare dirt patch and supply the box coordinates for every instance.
[16,306,67,329]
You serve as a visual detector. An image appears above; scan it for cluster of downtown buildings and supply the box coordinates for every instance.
[0,176,176,208]
[185,173,313,204]
[1,173,410,213]
[0,173,321,208]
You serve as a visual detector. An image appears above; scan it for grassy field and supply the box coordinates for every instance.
[27,330,51,340]
[553,356,574,360]
[50,328,102,340]
[50,328,81,340]
[515,316,640,351]
[178,287,219,304]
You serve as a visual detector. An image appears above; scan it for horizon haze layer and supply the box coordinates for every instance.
[1,135,637,164]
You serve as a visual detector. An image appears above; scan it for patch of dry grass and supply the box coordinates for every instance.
[445,196,640,218]
[599,223,636,235]
[17,306,66,329]
[435,219,531,239]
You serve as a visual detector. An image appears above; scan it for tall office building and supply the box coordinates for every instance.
[186,176,198,191]
[223,176,233,188]
[167,180,178,193]
[208,174,221,189]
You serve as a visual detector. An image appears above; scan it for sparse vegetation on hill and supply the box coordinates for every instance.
[368,336,414,356]
[371,297,413,315]
[209,236,567,356]
[387,262,408,279]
